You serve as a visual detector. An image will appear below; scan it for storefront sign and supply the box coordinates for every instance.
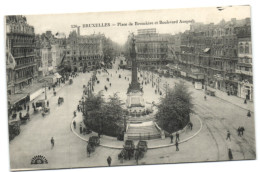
[180,71,186,77]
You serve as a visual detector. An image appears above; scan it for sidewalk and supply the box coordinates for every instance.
[161,75,254,112]
[206,87,254,112]
[71,113,203,149]
[9,82,68,122]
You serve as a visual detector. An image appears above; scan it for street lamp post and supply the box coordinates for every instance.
[123,113,127,132]
[45,81,47,100]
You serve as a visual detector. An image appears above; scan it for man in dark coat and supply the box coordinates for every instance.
[80,124,82,134]
[176,132,180,142]
[175,141,179,151]
[51,137,55,149]
[228,149,233,160]
[247,110,251,118]
[240,126,245,136]
[170,134,173,143]
[226,130,231,141]
[73,121,76,129]
[107,156,112,166]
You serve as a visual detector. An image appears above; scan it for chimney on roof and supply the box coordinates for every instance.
[245,18,250,25]
[231,18,237,24]
[77,26,80,36]
[46,31,52,36]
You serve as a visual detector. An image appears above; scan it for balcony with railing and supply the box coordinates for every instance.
[13,52,35,58]
[15,61,36,70]
[15,75,33,84]
[12,42,35,48]
[235,69,252,76]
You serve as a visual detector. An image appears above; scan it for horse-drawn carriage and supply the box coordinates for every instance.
[19,112,30,123]
[205,90,215,96]
[118,140,135,161]
[9,120,20,141]
[86,136,100,156]
[135,140,148,160]
[42,107,50,117]
[69,79,73,85]
[58,97,64,105]
[118,140,148,163]
[35,100,46,113]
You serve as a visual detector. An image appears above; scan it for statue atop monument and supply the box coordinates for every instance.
[127,33,142,94]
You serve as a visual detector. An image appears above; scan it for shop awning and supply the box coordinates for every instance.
[204,48,210,53]
[8,93,28,105]
[166,64,179,70]
[54,73,62,79]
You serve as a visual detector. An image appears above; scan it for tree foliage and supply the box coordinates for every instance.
[103,38,121,65]
[156,81,193,133]
[83,92,126,137]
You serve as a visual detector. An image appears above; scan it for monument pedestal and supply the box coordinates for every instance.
[126,91,145,116]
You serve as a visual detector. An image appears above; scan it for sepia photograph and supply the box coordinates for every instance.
[3,3,257,172]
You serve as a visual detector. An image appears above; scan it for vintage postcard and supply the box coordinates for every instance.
[5,5,255,171]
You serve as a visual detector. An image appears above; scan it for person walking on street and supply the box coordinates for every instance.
[244,99,247,104]
[237,127,241,137]
[226,130,231,141]
[247,110,251,118]
[176,132,180,142]
[170,134,173,143]
[228,148,233,160]
[204,95,207,101]
[27,105,30,112]
[74,111,77,117]
[73,121,76,129]
[107,156,112,166]
[175,141,179,151]
[188,122,193,130]
[47,100,49,107]
[80,124,82,134]
[240,126,245,136]
[51,137,54,149]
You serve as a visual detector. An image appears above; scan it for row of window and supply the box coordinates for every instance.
[11,36,34,44]
[239,42,251,54]
[71,55,102,61]
[137,54,167,59]
[12,47,34,56]
[16,57,34,66]
[7,24,34,35]
[238,57,252,64]
[15,67,34,79]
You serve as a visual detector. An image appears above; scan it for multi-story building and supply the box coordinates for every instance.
[54,32,67,73]
[65,30,104,72]
[175,18,251,93]
[135,28,172,70]
[36,34,52,77]
[36,31,66,77]
[235,20,253,100]
[6,15,37,96]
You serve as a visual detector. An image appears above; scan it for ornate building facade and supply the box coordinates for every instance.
[171,18,251,95]
[65,30,104,72]
[135,28,173,69]
[6,15,37,95]
[235,22,253,100]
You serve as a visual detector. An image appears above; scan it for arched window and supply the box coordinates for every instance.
[245,42,249,54]
[239,43,244,54]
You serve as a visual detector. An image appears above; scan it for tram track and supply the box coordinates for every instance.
[193,102,255,160]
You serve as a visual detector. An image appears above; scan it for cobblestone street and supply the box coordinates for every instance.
[8,58,255,171]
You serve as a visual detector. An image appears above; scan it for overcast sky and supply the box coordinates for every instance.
[25,5,250,45]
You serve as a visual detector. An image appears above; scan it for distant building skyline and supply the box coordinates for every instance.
[22,5,250,45]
